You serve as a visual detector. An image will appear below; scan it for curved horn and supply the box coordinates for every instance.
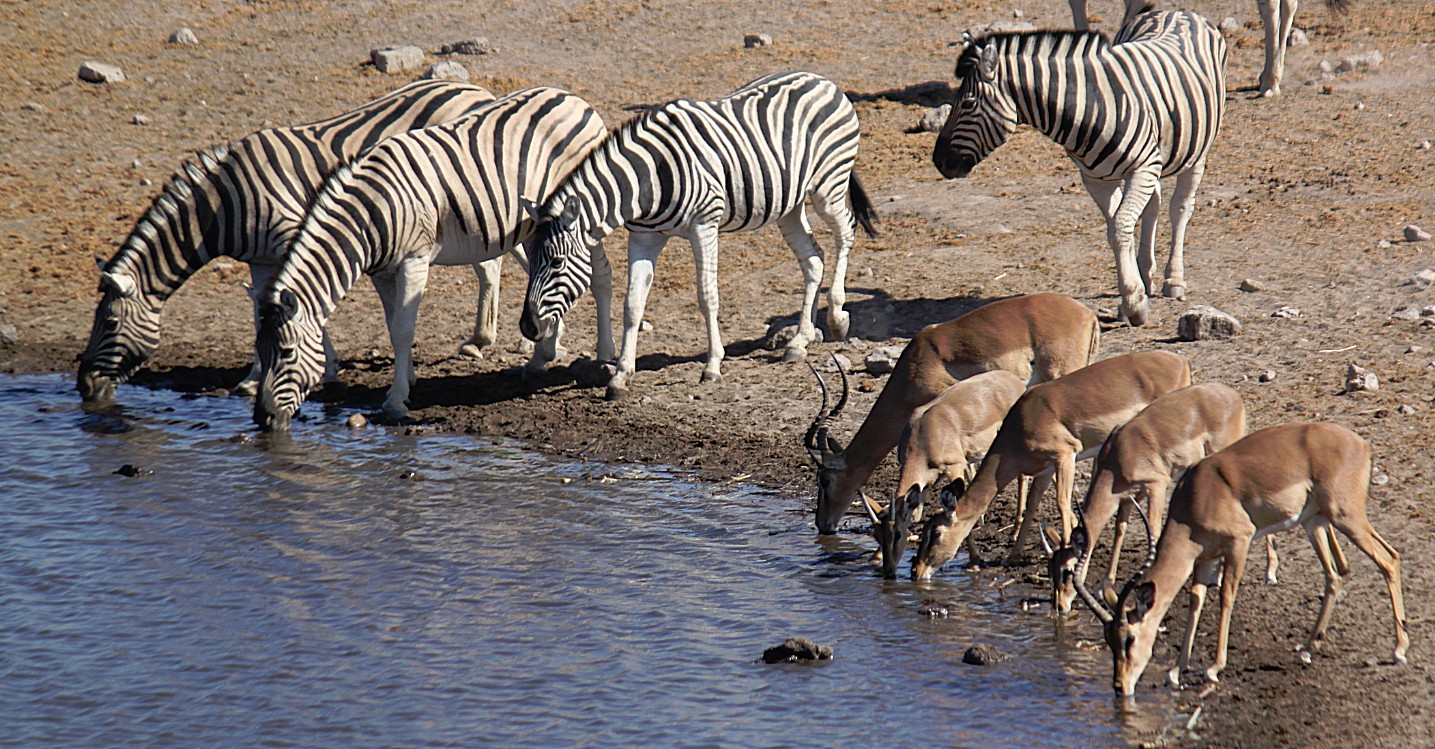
[827,353,851,421]
[1115,498,1158,605]
[1072,522,1115,624]
[804,360,831,455]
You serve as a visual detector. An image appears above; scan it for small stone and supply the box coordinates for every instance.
[1377,239,1393,249]
[1404,225,1431,242]
[760,637,832,663]
[1259,369,1277,382]
[1344,363,1379,393]
[743,33,773,48]
[962,643,1009,666]
[1391,307,1421,322]
[1354,102,1366,111]
[0,323,17,345]
[1423,305,1435,318]
[1409,268,1435,286]
[78,61,126,84]
[1011,8,1023,18]
[168,27,198,45]
[1177,305,1242,341]
[1337,50,1384,73]
[863,345,905,375]
[440,38,496,55]
[371,45,425,73]
[921,599,950,618]
[816,353,853,373]
[21,102,45,112]
[1421,141,1432,151]
[130,159,142,170]
[1288,27,1309,46]
[1318,60,1334,74]
[1218,16,1240,33]
[114,464,153,477]
[639,320,654,333]
[131,113,150,125]
[1320,83,1335,95]
[346,413,368,429]
[919,103,952,133]
[1371,474,1390,486]
[1239,278,1264,292]
[1398,404,1417,415]
[1271,305,1302,319]
[964,21,1036,36]
[423,60,469,82]
[399,469,422,480]
[762,322,799,351]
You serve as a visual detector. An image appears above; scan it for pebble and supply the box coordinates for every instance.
[963,643,1009,666]
[1238,278,1264,292]
[918,103,952,133]
[743,33,773,48]
[21,102,45,112]
[639,320,654,333]
[1408,268,1435,286]
[1177,305,1242,341]
[1405,225,1431,242]
[1288,27,1309,45]
[1344,363,1379,393]
[78,61,125,84]
[371,45,425,73]
[863,345,904,375]
[168,27,198,45]
[762,322,798,351]
[816,353,853,373]
[1372,474,1390,486]
[1399,404,1418,415]
[1218,16,1239,32]
[1406,345,1423,354]
[1318,60,1334,74]
[1337,50,1384,73]
[0,323,17,345]
[440,38,495,55]
[760,637,832,663]
[1259,369,1277,383]
[423,60,470,82]
[1271,305,1302,319]
[1391,307,1421,322]
[1421,141,1432,150]
[346,413,368,429]
[131,113,150,125]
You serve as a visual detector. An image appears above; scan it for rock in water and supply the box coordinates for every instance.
[962,643,1009,665]
[114,464,153,477]
[760,637,833,663]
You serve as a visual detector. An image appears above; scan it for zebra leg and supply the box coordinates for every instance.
[235,262,277,396]
[775,209,824,362]
[607,231,668,399]
[458,255,504,359]
[1086,170,1156,326]
[1256,0,1297,97]
[382,256,432,419]
[1138,180,1162,297]
[1067,0,1090,29]
[1164,162,1206,300]
[590,241,616,363]
[688,221,726,384]
[813,186,857,342]
[502,244,539,359]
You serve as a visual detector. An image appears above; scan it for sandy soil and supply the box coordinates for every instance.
[3,0,1435,745]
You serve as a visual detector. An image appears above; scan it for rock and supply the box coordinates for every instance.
[114,464,153,477]
[1320,83,1335,95]
[78,61,125,84]
[1372,473,1390,486]
[346,413,368,430]
[816,353,853,373]
[131,114,150,125]
[423,60,469,82]
[1422,141,1433,151]
[760,637,833,663]
[0,324,17,345]
[1391,307,1421,322]
[1407,268,1435,286]
[743,33,773,48]
[1406,345,1424,354]
[1377,239,1393,249]
[864,345,905,375]
[168,27,198,45]
[21,102,45,112]
[965,20,1035,36]
[639,320,654,333]
[920,599,950,618]
[371,45,424,73]
[1345,363,1379,393]
[1218,16,1240,32]
[1271,305,1302,319]
[919,104,952,133]
[762,322,798,351]
[1336,50,1384,73]
[962,643,1009,665]
[1423,305,1435,318]
[440,38,496,55]
[1404,225,1431,242]
[1318,60,1334,74]
[1288,27,1309,45]
[1012,8,1024,19]
[1259,369,1277,383]
[1399,404,1418,415]
[1239,278,1265,292]
[1177,306,1242,341]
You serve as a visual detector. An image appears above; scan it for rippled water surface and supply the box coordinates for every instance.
[1,375,1180,747]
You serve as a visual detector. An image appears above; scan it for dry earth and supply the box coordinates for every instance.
[3,0,1435,746]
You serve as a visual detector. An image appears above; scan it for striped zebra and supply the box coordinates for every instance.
[1069,0,1344,97]
[253,87,610,429]
[77,80,496,404]
[933,9,1226,327]
[518,71,877,401]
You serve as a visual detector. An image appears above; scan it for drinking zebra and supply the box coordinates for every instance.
[254,87,609,429]
[77,80,496,404]
[932,8,1226,327]
[518,71,878,401]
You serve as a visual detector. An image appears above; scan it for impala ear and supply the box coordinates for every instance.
[939,479,964,511]
[1127,581,1156,623]
[100,271,137,298]
[1069,524,1089,554]
[979,43,999,81]
[860,492,883,524]
[519,198,544,223]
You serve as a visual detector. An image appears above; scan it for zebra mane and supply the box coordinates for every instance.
[958,28,1113,76]
[108,145,231,274]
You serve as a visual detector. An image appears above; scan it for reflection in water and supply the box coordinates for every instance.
[0,376,1186,748]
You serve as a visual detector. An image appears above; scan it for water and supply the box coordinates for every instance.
[1,375,1181,748]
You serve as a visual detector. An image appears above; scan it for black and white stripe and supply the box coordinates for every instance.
[77,80,495,403]
[518,71,877,399]
[254,87,609,429]
[933,10,1226,327]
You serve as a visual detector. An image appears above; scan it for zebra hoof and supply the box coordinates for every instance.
[457,343,484,359]
[782,345,808,363]
[700,370,723,384]
[233,380,258,397]
[827,311,851,341]
[1161,282,1186,300]
[604,384,628,401]
[1121,301,1150,327]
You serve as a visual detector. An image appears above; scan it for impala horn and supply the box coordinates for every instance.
[1072,522,1115,624]
[804,355,851,464]
[1114,498,1159,606]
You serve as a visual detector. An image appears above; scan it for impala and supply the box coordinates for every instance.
[806,293,1099,534]
[1075,422,1409,696]
[909,349,1191,580]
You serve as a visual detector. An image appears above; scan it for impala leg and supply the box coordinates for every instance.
[1208,540,1250,684]
[688,221,725,384]
[1300,517,1345,661]
[1164,162,1205,300]
[1332,515,1409,664]
[1009,471,1054,565]
[1054,449,1079,543]
[1264,535,1280,585]
[1171,558,1221,687]
[1012,474,1033,541]
[1106,496,1133,591]
[812,185,856,342]
[608,232,668,398]
[775,209,824,362]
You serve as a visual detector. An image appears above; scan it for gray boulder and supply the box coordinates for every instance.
[1177,306,1242,341]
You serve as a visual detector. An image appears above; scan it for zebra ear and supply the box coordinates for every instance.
[94,254,108,273]
[558,195,580,228]
[278,288,301,317]
[978,43,999,81]
[100,271,137,298]
[519,198,544,223]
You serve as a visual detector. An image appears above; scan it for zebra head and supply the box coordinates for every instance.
[933,35,1019,179]
[253,287,325,431]
[77,258,158,403]
[519,195,591,344]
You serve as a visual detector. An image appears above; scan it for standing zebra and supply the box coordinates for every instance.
[254,87,610,429]
[77,80,496,404]
[518,71,878,401]
[933,8,1226,327]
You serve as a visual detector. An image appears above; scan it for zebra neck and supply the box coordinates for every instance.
[567,133,665,239]
[1002,37,1124,152]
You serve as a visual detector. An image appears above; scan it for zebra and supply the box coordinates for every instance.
[1067,0,1345,97]
[76,80,496,404]
[933,9,1226,327]
[518,71,878,401]
[254,87,610,430]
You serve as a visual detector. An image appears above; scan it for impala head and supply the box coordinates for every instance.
[253,287,324,431]
[933,33,1018,179]
[78,257,158,403]
[911,479,965,580]
[520,195,592,345]
[1073,501,1160,696]
[805,357,852,534]
[868,487,923,579]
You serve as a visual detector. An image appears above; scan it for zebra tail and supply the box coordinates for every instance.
[848,171,879,238]
[1326,0,1352,13]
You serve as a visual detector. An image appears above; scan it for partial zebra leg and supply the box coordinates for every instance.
[1256,0,1299,97]
[381,256,431,419]
[1138,181,1162,296]
[590,242,616,363]
[607,231,669,399]
[688,220,725,384]
[1084,167,1158,326]
[1067,0,1091,29]
[775,209,824,362]
[1164,161,1205,300]
[813,182,857,342]
[459,255,504,359]
[235,262,277,396]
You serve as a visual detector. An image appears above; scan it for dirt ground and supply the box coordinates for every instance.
[4,0,1435,745]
